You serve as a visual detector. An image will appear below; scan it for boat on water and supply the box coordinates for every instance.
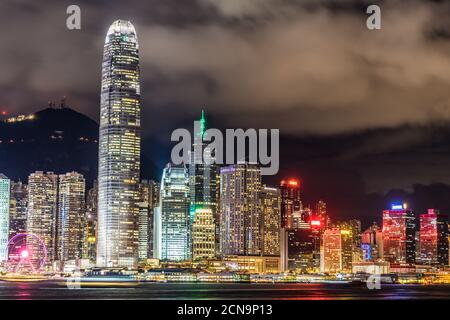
[0,274,49,282]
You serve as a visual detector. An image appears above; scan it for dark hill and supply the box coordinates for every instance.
[0,106,158,186]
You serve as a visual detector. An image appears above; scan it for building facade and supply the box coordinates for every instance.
[281,227,314,273]
[83,182,97,262]
[192,208,216,260]
[0,174,10,262]
[280,179,301,229]
[321,228,353,273]
[382,205,416,264]
[97,20,141,268]
[419,209,449,265]
[58,172,85,263]
[160,164,190,261]
[27,171,58,264]
[219,164,262,256]
[260,186,281,256]
[8,181,28,238]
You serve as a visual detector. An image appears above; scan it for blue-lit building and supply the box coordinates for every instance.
[160,164,191,261]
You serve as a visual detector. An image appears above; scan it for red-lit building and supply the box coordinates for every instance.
[419,209,449,265]
[382,204,416,264]
[280,179,301,229]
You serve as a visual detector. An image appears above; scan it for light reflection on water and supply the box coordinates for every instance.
[0,281,448,300]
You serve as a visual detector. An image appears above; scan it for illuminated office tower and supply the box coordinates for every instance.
[192,208,215,260]
[9,181,28,237]
[138,180,163,262]
[315,200,330,228]
[361,222,383,261]
[189,112,217,260]
[334,219,362,263]
[27,171,58,263]
[97,20,141,268]
[160,164,190,261]
[420,209,449,265]
[280,227,314,273]
[137,202,148,262]
[58,172,85,263]
[260,186,281,256]
[83,182,97,262]
[321,228,353,273]
[219,164,262,256]
[0,174,10,262]
[382,204,416,264]
[139,180,160,260]
[280,179,301,229]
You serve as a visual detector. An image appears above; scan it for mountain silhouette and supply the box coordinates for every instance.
[0,106,158,187]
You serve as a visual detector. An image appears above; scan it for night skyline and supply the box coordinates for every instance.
[0,1,450,304]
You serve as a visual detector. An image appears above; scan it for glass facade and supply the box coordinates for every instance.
[160,164,190,261]
[97,20,141,268]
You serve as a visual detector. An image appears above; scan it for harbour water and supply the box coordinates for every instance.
[0,281,449,299]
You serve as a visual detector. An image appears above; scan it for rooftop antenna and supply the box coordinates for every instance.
[60,96,67,109]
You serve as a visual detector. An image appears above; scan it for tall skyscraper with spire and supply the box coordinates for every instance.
[190,111,218,260]
[97,20,141,268]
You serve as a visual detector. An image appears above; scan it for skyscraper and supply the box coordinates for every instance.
[419,209,449,265]
[8,181,28,237]
[382,204,416,264]
[320,228,353,273]
[189,111,217,260]
[0,174,10,262]
[280,179,301,229]
[83,182,97,262]
[58,172,85,263]
[361,222,383,261]
[281,227,314,273]
[27,171,58,264]
[219,163,262,256]
[160,164,190,261]
[97,20,141,268]
[192,208,215,260]
[260,186,281,256]
[137,202,149,262]
[139,180,160,259]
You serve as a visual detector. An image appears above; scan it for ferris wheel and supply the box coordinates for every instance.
[3,233,48,273]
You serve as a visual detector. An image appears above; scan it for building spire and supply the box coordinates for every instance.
[200,109,206,138]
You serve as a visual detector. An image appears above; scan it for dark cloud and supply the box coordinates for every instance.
[1,0,449,134]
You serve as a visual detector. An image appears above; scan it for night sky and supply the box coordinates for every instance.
[1,0,450,225]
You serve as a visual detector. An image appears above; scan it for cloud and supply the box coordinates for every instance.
[0,0,449,137]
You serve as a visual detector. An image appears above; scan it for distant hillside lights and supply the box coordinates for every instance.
[4,114,35,123]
